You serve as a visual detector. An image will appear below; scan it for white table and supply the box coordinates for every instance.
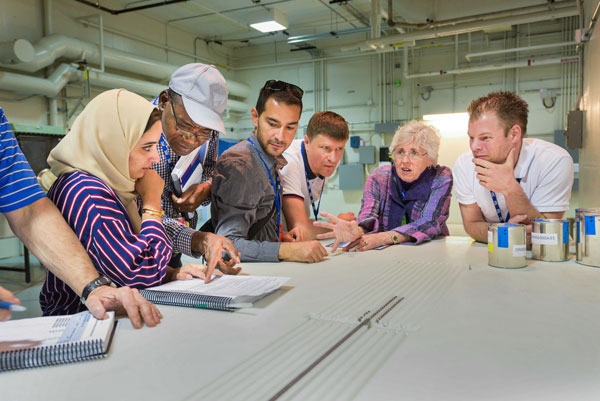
[1,237,599,401]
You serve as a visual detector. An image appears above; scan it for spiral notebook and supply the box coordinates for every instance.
[139,275,290,311]
[0,311,117,372]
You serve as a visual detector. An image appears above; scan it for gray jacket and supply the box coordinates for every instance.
[210,134,287,262]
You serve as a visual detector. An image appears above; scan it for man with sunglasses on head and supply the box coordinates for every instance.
[152,63,241,277]
[210,80,328,263]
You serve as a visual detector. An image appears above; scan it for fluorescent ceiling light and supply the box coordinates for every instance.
[249,8,288,33]
[250,21,286,33]
[423,112,469,138]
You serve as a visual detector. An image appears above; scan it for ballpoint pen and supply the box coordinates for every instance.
[0,301,27,311]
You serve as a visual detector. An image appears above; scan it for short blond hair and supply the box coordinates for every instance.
[388,121,440,165]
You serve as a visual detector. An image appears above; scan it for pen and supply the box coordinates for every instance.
[0,301,27,311]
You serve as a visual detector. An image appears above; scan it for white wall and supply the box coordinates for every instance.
[0,0,232,127]
[580,1,600,208]
[0,1,583,251]
[0,0,236,256]
[230,23,579,229]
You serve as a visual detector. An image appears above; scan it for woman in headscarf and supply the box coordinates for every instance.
[315,120,452,251]
[40,89,209,316]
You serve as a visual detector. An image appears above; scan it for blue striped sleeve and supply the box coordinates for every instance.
[0,107,46,213]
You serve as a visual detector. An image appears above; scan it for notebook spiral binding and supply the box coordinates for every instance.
[0,339,105,372]
[139,290,237,311]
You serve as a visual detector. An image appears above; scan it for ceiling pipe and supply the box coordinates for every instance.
[0,65,249,113]
[288,27,371,44]
[344,6,579,51]
[387,0,395,27]
[404,55,580,79]
[0,63,78,97]
[371,0,382,39]
[0,34,250,99]
[43,0,59,127]
[84,71,248,113]
[423,0,575,29]
[74,0,189,15]
[0,40,35,64]
[78,17,222,67]
[465,41,578,61]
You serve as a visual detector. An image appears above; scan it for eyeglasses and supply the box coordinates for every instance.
[169,93,212,142]
[263,80,304,99]
[392,150,428,160]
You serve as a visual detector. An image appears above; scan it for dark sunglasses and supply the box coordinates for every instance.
[263,80,304,99]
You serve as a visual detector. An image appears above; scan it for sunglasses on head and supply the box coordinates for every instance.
[263,80,304,99]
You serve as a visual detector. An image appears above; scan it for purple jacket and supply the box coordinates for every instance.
[357,165,453,244]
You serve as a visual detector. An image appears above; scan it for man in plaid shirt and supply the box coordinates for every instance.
[152,63,240,276]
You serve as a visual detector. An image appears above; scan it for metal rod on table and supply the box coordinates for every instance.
[268,296,405,401]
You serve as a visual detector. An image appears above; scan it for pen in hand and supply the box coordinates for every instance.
[0,301,27,312]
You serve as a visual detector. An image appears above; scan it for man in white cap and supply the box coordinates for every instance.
[151,63,240,276]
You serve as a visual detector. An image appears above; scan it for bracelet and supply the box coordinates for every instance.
[142,207,165,217]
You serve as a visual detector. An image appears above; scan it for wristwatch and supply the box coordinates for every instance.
[388,231,399,245]
[80,275,115,305]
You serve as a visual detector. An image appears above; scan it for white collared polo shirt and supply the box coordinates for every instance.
[452,138,574,223]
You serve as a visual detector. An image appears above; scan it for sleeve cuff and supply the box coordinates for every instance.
[175,225,203,258]
[283,194,305,200]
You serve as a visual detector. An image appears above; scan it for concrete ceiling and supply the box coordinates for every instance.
[86,0,574,48]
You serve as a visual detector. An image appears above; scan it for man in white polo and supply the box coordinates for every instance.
[280,111,353,240]
[453,91,574,243]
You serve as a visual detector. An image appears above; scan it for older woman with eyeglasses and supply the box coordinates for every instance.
[315,120,453,251]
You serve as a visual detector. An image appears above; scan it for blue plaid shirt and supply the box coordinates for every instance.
[151,95,219,257]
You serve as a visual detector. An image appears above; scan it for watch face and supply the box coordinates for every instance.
[96,276,112,286]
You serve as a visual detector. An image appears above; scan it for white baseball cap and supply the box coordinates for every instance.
[169,63,228,134]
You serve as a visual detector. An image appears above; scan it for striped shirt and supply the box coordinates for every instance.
[358,165,453,244]
[150,95,219,257]
[40,171,173,316]
[0,107,46,212]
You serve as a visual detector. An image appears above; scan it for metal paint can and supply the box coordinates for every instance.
[531,219,569,262]
[488,223,527,269]
[576,208,600,267]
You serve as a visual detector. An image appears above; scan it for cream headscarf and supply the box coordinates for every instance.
[48,88,156,233]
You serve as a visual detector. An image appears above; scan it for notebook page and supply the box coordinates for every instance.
[0,311,115,352]
[145,275,289,298]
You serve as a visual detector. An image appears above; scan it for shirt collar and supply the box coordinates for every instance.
[249,133,288,171]
[159,132,180,162]
[513,138,533,179]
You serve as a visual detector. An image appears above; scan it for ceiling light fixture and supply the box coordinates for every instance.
[249,8,288,33]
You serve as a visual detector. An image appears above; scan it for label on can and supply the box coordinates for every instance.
[563,221,569,244]
[497,227,509,248]
[488,243,494,253]
[488,231,493,244]
[531,232,558,245]
[513,245,526,257]
[585,216,597,235]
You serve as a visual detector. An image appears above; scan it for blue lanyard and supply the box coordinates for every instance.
[300,142,325,221]
[159,135,174,170]
[248,138,281,238]
[391,170,406,200]
[490,177,521,222]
